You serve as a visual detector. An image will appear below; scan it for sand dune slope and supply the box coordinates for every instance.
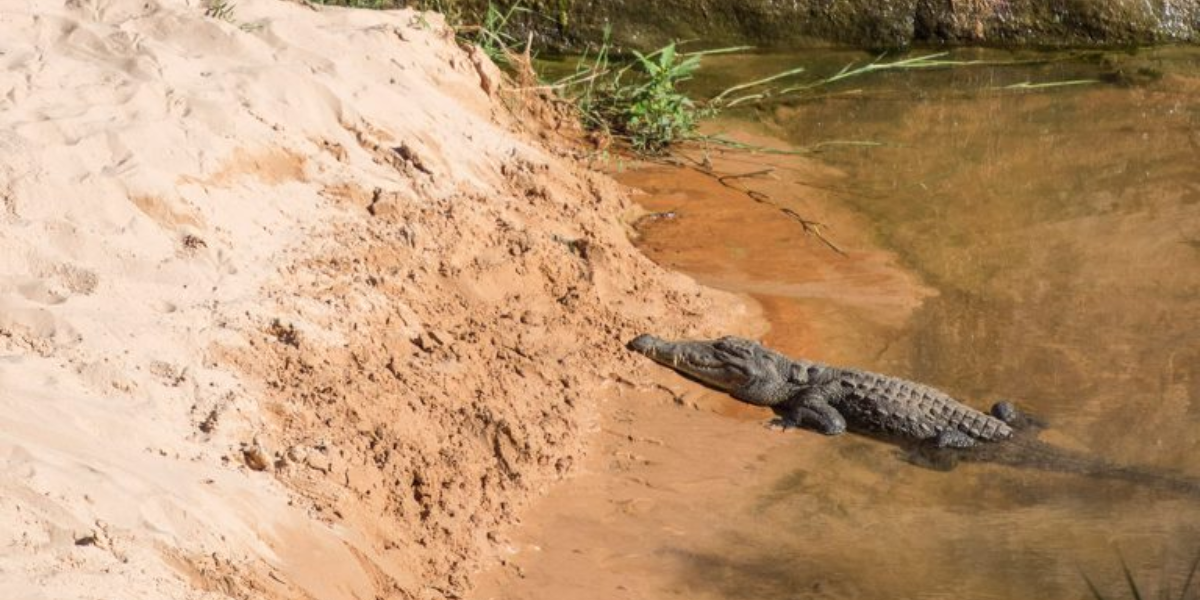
[0,1,742,598]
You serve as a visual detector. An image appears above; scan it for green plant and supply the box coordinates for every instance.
[552,40,756,154]
[472,2,528,66]
[620,44,703,153]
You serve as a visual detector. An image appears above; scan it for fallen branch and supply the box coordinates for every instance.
[716,168,775,184]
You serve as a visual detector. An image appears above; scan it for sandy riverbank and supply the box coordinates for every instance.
[0,2,755,598]
[471,131,932,600]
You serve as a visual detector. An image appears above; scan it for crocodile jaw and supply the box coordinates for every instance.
[627,334,750,393]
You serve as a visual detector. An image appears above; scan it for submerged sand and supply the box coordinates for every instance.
[0,1,752,598]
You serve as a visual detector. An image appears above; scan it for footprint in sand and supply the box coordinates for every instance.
[0,131,36,222]
[0,255,91,355]
[0,303,81,357]
[153,299,178,314]
[16,262,100,306]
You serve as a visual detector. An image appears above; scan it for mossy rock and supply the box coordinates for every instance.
[419,0,1200,51]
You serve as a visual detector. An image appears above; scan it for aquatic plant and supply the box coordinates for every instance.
[548,49,1007,154]
[715,52,989,108]
[301,4,1100,157]
[549,37,760,154]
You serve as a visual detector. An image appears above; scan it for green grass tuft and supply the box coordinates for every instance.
[471,2,529,67]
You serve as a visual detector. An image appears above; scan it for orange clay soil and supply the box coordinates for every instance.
[214,106,763,599]
[470,132,932,600]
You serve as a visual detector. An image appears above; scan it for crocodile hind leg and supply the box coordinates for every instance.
[990,401,1020,424]
[934,428,977,449]
[990,401,1045,431]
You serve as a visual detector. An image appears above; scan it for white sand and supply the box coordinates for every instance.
[0,1,551,597]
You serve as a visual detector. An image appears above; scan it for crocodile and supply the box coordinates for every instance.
[627,333,1023,449]
[628,333,1200,495]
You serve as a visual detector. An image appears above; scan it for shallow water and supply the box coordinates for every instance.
[689,47,1200,599]
[479,48,1200,600]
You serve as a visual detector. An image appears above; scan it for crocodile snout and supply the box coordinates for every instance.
[627,334,664,355]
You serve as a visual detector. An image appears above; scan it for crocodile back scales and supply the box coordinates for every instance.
[829,369,1013,442]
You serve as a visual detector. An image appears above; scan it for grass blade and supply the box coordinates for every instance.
[679,45,755,57]
[1001,79,1099,90]
[1178,550,1200,600]
[1082,571,1109,600]
[1120,554,1145,600]
[709,66,807,105]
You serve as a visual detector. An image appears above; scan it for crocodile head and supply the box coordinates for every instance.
[626,334,796,405]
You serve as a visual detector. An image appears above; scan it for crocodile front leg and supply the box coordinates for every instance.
[774,390,847,436]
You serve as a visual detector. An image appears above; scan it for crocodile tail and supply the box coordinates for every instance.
[974,438,1200,498]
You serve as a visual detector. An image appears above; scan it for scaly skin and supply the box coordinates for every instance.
[628,334,1200,496]
[627,334,1016,448]
[822,368,1013,445]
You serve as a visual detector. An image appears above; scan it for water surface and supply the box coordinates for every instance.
[680,46,1200,600]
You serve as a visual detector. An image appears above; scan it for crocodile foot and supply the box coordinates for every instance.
[766,417,799,432]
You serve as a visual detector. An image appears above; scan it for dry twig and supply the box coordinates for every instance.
[650,152,847,256]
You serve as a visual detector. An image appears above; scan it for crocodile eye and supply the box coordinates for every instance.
[715,337,752,355]
[726,362,749,374]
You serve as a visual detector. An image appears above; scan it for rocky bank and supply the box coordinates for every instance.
[448,0,1200,50]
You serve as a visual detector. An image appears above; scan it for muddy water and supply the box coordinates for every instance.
[476,49,1200,600]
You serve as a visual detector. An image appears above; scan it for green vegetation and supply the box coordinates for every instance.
[557,41,714,154]
[468,2,530,66]
[552,48,1110,153]
[551,38,793,154]
[550,48,997,154]
[264,2,1105,157]
[619,45,701,153]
